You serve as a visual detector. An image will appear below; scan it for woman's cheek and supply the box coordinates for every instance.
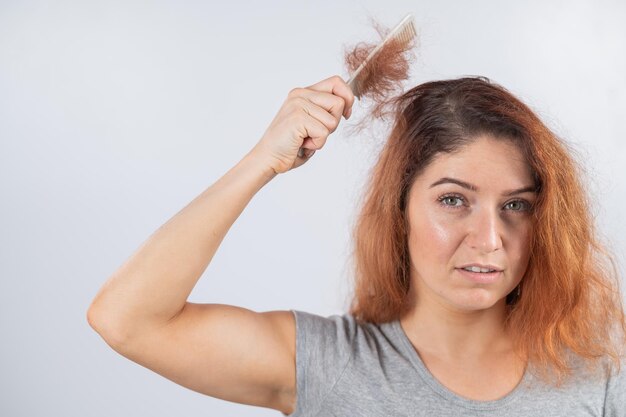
[419,210,461,261]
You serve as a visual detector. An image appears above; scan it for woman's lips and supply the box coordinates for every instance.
[456,268,502,283]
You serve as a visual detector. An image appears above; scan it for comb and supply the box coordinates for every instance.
[297,14,417,159]
[347,13,417,99]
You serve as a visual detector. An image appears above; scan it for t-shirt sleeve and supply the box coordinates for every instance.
[285,310,356,417]
[604,361,626,417]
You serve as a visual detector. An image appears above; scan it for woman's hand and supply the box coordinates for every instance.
[249,75,354,175]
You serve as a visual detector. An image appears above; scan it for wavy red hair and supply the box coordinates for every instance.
[347,76,626,385]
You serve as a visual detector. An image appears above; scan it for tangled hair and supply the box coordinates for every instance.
[343,21,626,386]
[343,15,418,127]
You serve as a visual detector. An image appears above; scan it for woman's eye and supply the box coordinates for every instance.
[439,196,464,207]
[504,200,531,211]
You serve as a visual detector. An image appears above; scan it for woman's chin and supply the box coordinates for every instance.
[451,290,506,312]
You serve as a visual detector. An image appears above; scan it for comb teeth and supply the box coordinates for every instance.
[396,18,417,44]
[347,13,417,99]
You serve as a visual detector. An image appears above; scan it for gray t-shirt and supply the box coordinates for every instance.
[287,310,625,417]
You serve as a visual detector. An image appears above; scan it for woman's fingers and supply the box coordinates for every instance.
[249,75,355,174]
[289,97,338,146]
[296,110,331,151]
[286,81,353,137]
[304,75,355,120]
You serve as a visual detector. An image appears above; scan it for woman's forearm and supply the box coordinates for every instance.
[87,149,277,338]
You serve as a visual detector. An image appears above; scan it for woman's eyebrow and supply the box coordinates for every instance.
[429,177,538,196]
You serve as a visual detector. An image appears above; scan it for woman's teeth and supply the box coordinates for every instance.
[463,266,495,273]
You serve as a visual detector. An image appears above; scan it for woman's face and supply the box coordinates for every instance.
[405,135,537,312]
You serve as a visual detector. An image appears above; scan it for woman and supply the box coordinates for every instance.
[87,75,626,416]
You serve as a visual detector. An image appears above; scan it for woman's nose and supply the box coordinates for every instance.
[465,208,503,253]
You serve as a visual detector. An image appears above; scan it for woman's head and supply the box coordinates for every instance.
[349,76,625,383]
[350,76,544,318]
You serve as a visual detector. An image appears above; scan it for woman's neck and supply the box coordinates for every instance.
[400,288,514,361]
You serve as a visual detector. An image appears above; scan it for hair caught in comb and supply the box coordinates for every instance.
[343,16,419,134]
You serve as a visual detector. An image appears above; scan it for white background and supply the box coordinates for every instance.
[1,0,624,416]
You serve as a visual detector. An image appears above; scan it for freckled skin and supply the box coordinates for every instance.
[405,135,536,312]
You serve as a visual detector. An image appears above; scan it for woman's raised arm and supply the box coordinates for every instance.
[86,75,353,413]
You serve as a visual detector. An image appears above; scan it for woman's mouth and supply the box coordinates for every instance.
[456,267,502,283]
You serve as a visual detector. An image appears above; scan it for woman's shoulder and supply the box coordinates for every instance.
[604,356,626,415]
[527,352,626,396]
[290,309,398,344]
[288,310,414,416]
[289,309,408,371]
[569,355,626,415]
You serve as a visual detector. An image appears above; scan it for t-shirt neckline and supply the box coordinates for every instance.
[389,318,531,411]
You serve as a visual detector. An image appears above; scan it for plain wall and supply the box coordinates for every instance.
[1,0,624,415]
